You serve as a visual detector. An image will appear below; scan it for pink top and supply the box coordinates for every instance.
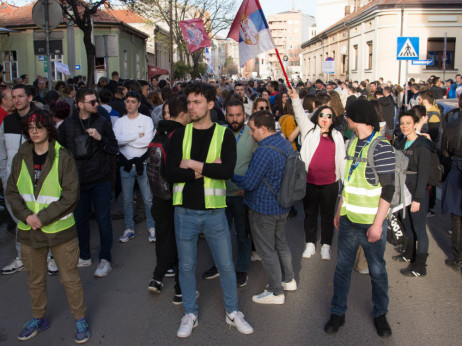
[306,135,336,185]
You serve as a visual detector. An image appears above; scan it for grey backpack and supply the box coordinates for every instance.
[262,145,306,208]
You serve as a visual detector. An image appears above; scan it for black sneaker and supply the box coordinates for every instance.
[426,209,436,217]
[172,290,200,305]
[236,271,248,287]
[165,268,175,278]
[148,279,163,293]
[374,314,392,337]
[392,254,411,262]
[445,259,462,272]
[324,314,345,334]
[202,265,219,280]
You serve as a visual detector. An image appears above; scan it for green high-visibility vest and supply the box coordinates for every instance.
[17,142,75,233]
[340,132,383,224]
[172,123,227,209]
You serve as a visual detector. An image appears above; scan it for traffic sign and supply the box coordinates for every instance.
[322,57,335,74]
[75,65,81,70]
[397,37,419,60]
[411,60,433,66]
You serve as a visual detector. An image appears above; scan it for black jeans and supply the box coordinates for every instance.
[151,197,180,294]
[400,188,429,256]
[451,214,462,261]
[303,182,339,245]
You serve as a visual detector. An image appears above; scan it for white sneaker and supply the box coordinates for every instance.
[1,257,24,275]
[177,313,198,338]
[148,228,156,243]
[226,311,254,334]
[119,229,135,243]
[281,279,297,291]
[321,244,331,260]
[47,257,59,276]
[252,290,285,304]
[359,268,369,275]
[251,251,261,262]
[94,259,112,278]
[77,258,92,267]
[302,242,316,258]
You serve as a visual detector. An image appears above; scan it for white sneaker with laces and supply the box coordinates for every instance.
[281,279,297,291]
[148,228,156,243]
[302,242,316,258]
[252,290,285,304]
[47,257,59,276]
[77,258,92,267]
[321,244,331,260]
[119,229,135,243]
[250,251,261,262]
[226,311,254,334]
[177,313,198,338]
[94,259,112,278]
[1,257,24,275]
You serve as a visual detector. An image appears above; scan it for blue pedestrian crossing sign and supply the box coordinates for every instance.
[397,37,419,60]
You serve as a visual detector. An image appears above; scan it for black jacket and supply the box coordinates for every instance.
[396,135,433,203]
[58,110,118,185]
[442,114,462,159]
[109,97,126,117]
[377,96,395,132]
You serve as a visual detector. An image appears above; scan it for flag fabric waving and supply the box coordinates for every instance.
[227,0,275,67]
[179,19,212,54]
[205,47,216,74]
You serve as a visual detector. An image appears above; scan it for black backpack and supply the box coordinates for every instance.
[261,145,306,208]
[146,130,176,200]
[411,140,444,186]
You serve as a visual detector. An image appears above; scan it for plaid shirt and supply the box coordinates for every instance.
[233,133,293,215]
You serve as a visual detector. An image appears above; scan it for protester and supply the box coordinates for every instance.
[5,111,90,343]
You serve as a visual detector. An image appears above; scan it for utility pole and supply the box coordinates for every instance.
[169,0,174,82]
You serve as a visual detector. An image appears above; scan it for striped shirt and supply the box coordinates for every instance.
[354,137,395,184]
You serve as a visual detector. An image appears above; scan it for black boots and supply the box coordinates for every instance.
[374,314,392,337]
[324,314,345,334]
[401,253,428,277]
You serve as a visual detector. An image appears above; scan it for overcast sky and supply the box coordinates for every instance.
[10,0,317,16]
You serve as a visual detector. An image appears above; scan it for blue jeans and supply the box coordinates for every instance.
[120,165,155,230]
[331,216,389,318]
[226,196,251,273]
[74,181,113,262]
[174,207,238,315]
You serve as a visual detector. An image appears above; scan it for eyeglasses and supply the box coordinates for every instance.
[27,125,44,132]
[83,100,98,106]
[259,106,269,111]
[319,113,333,119]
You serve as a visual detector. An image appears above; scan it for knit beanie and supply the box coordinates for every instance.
[345,98,380,131]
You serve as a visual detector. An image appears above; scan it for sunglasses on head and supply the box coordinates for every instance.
[259,106,269,111]
[319,113,333,119]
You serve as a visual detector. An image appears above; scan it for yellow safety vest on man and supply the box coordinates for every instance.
[172,123,227,209]
[340,132,384,224]
[16,141,75,233]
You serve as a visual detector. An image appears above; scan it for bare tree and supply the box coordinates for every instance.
[125,0,236,77]
[58,0,112,88]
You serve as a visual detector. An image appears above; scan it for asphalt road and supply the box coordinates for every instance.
[0,200,461,346]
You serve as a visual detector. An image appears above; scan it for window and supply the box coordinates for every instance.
[136,54,140,79]
[367,41,373,69]
[332,51,335,61]
[123,50,128,79]
[1,50,18,82]
[342,55,347,74]
[427,37,455,70]
[353,45,358,70]
[50,55,63,81]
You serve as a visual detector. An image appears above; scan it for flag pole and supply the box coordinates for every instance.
[274,48,291,88]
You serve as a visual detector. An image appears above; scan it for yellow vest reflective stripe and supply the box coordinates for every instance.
[172,123,227,208]
[17,142,75,233]
[340,133,383,224]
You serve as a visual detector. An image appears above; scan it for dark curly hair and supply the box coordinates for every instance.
[21,111,58,142]
[308,105,338,141]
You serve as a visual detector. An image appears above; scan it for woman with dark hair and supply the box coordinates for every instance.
[50,101,71,128]
[394,110,433,277]
[275,92,298,150]
[272,91,293,118]
[290,87,346,260]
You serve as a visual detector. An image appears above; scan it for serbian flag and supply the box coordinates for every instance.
[179,19,212,54]
[227,0,275,67]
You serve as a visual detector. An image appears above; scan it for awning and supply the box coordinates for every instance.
[148,65,169,78]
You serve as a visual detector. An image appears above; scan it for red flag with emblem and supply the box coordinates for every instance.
[179,19,212,54]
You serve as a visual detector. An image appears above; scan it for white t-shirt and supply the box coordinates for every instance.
[113,113,154,160]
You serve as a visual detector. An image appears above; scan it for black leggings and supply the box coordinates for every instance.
[303,181,339,245]
[400,189,429,256]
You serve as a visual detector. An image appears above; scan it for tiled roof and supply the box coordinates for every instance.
[106,9,146,24]
[0,2,18,15]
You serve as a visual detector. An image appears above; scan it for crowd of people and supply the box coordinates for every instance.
[0,65,461,343]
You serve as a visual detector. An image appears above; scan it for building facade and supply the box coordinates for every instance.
[301,0,462,84]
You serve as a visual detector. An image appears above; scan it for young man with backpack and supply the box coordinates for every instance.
[146,94,190,303]
[325,99,395,338]
[232,110,297,305]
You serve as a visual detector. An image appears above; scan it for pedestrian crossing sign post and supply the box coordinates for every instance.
[397,37,419,60]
